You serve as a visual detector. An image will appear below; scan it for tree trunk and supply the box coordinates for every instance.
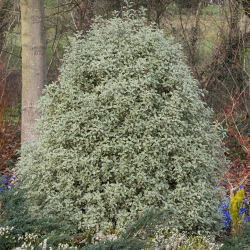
[20,0,46,144]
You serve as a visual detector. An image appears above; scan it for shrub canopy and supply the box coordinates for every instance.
[18,9,227,235]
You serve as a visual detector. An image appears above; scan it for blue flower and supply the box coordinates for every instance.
[236,185,245,192]
[6,185,13,189]
[219,193,249,229]
[1,179,7,185]
[221,181,226,186]
[0,176,16,192]
[242,199,248,205]
[219,200,232,228]
[220,205,231,228]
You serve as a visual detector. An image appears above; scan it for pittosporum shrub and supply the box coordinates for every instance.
[18,8,228,235]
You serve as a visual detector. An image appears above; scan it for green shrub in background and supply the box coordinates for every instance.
[0,179,76,249]
[18,7,227,235]
[221,222,250,250]
[0,208,223,249]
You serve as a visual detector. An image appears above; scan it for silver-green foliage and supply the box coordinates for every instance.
[18,10,227,234]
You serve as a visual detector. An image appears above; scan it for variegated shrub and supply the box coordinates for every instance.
[18,9,227,235]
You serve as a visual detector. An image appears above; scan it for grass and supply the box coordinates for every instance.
[162,4,249,70]
[162,11,225,63]
[201,5,221,16]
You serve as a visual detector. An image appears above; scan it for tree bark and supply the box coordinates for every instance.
[20,0,46,144]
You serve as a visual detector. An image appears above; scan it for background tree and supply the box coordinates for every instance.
[0,0,12,55]
[20,0,46,143]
